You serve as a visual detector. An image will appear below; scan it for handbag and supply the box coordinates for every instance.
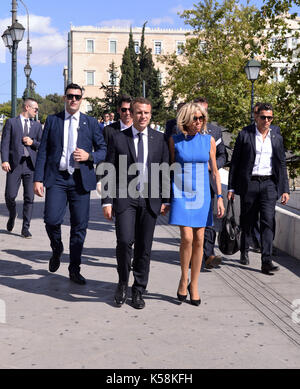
[217,199,241,255]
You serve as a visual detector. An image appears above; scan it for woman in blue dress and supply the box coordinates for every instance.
[169,102,225,306]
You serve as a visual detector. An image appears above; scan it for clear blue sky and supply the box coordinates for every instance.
[0,0,299,104]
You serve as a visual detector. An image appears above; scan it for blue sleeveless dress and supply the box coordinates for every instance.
[169,133,213,228]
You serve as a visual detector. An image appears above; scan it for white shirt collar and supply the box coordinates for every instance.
[255,124,271,138]
[65,109,80,121]
[132,126,148,137]
[120,120,132,130]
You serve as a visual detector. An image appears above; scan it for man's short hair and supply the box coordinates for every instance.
[22,97,38,110]
[193,97,208,105]
[130,97,152,113]
[257,103,273,114]
[118,95,132,108]
[65,83,83,95]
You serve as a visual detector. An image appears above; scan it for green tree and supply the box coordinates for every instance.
[99,60,119,114]
[139,22,166,122]
[119,27,142,97]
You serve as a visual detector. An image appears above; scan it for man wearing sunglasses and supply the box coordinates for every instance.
[228,103,290,275]
[1,98,42,238]
[102,95,133,146]
[33,83,106,285]
[250,102,281,253]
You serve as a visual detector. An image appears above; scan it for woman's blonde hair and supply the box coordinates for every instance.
[177,102,208,136]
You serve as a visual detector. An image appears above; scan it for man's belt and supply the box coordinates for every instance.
[251,175,273,182]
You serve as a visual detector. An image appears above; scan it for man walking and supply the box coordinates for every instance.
[1,98,42,238]
[34,83,106,284]
[228,103,289,275]
[102,97,169,309]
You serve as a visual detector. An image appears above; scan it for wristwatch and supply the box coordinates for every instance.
[88,153,94,162]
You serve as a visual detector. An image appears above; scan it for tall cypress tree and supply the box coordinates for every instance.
[119,27,142,98]
[139,22,165,121]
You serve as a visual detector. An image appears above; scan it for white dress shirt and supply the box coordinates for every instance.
[59,109,80,171]
[252,127,273,176]
[20,114,31,133]
[120,120,132,131]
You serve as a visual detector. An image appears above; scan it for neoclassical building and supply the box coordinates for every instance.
[66,25,190,112]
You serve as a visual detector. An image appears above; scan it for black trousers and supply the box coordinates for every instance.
[115,198,157,293]
[203,193,216,259]
[240,177,277,263]
[5,157,34,230]
[44,170,90,273]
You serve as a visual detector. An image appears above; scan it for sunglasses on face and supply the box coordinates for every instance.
[66,94,82,101]
[193,116,204,122]
[259,115,273,121]
[30,106,38,112]
[120,107,131,113]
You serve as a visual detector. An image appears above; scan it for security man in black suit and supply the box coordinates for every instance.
[228,103,290,275]
[1,98,42,238]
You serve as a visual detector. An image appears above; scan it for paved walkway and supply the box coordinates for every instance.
[0,171,299,369]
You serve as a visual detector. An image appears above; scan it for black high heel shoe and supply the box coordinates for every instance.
[177,291,187,303]
[187,284,201,306]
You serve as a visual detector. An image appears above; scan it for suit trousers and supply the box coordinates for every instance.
[115,197,157,293]
[44,170,90,273]
[5,156,34,230]
[240,177,277,263]
[203,192,216,259]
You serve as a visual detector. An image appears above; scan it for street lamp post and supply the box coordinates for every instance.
[244,59,261,124]
[20,0,32,98]
[1,1,25,118]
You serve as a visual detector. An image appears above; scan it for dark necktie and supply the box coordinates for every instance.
[23,119,29,157]
[137,132,144,192]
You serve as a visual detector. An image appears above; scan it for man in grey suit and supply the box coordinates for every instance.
[1,98,42,238]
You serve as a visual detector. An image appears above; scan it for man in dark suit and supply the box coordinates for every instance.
[250,102,281,253]
[228,103,290,275]
[33,83,106,284]
[1,98,42,238]
[164,102,186,140]
[102,95,133,145]
[102,97,169,309]
[194,97,227,269]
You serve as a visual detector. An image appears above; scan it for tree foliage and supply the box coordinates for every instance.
[161,0,299,174]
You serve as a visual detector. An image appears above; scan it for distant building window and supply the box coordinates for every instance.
[291,37,298,49]
[134,41,140,54]
[86,39,94,53]
[154,41,162,55]
[109,40,117,54]
[109,72,118,86]
[199,41,207,53]
[158,72,163,86]
[176,41,185,55]
[86,103,92,112]
[86,71,95,86]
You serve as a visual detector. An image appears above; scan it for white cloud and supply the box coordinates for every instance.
[150,16,174,26]
[0,14,67,66]
[98,19,134,28]
[170,5,185,15]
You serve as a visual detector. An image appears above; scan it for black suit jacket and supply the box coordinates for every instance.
[103,121,121,145]
[1,116,43,171]
[102,126,169,216]
[228,124,289,199]
[34,111,106,192]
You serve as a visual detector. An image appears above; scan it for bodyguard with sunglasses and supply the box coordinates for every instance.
[228,103,290,275]
[34,83,106,284]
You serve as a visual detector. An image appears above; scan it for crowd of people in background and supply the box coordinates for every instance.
[0,85,290,310]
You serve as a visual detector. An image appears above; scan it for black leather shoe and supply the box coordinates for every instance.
[205,255,222,269]
[132,290,145,309]
[7,216,16,232]
[261,262,280,275]
[49,244,63,273]
[69,272,86,285]
[114,283,128,307]
[240,252,249,265]
[21,229,32,239]
[187,283,201,306]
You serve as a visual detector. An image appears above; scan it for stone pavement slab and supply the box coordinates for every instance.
[0,173,300,369]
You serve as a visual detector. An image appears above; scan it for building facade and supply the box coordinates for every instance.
[67,25,190,113]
